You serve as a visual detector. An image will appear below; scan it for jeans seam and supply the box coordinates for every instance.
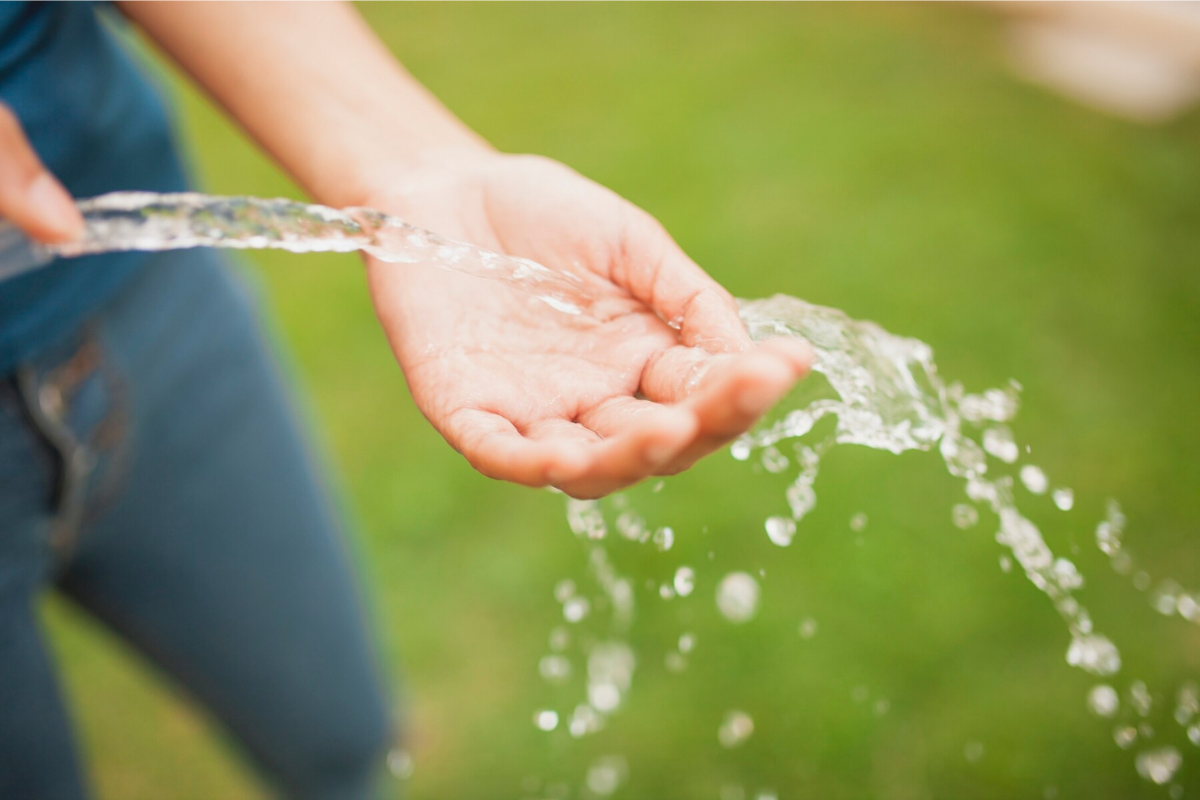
[0,375,62,513]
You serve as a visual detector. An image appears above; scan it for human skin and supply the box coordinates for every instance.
[7,1,811,499]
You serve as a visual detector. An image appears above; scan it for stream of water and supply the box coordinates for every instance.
[8,191,1195,798]
[0,191,590,313]
[549,297,1199,799]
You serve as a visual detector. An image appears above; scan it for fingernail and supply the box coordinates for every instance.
[27,174,83,240]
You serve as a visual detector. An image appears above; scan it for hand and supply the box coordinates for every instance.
[0,103,83,242]
[363,154,811,499]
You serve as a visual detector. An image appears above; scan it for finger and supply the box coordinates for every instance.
[0,104,83,243]
[559,398,698,498]
[609,212,752,354]
[524,418,603,446]
[684,350,799,441]
[441,408,588,487]
[639,344,722,405]
[643,342,811,473]
[641,338,813,409]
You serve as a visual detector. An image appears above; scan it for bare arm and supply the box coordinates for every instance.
[117,1,811,498]
[117,1,485,208]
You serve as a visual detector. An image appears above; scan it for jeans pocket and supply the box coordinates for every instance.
[14,327,131,560]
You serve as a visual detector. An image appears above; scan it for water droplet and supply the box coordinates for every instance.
[548,627,570,652]
[731,439,752,461]
[387,748,413,779]
[1188,724,1200,746]
[585,755,628,796]
[716,572,760,624]
[1088,685,1120,718]
[951,503,979,530]
[1130,681,1153,717]
[718,710,754,748]
[1052,487,1074,511]
[1052,558,1084,590]
[1135,746,1182,785]
[563,597,590,623]
[1176,682,1199,726]
[1096,499,1125,556]
[566,499,608,540]
[588,682,621,712]
[539,655,572,684]
[568,704,602,737]
[798,617,818,640]
[1152,581,1181,616]
[999,556,1012,573]
[1019,464,1048,494]
[534,709,559,731]
[1114,725,1139,749]
[673,566,695,597]
[1067,634,1121,676]
[765,516,797,546]
[760,445,788,473]
[849,512,868,532]
[554,579,576,603]
[678,633,696,654]
[1133,571,1151,591]
[982,427,1019,463]
[874,698,891,716]
[720,786,746,800]
[785,479,818,522]
[664,652,687,672]
[1177,593,1199,621]
[615,511,648,542]
[652,526,675,552]
[964,741,984,763]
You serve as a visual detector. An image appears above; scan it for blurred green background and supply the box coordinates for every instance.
[43,4,1200,799]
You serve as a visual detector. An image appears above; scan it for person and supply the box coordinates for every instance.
[0,3,810,798]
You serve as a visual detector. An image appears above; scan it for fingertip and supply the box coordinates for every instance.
[545,445,591,485]
[732,355,796,415]
[26,174,83,243]
[642,409,699,465]
[754,336,813,374]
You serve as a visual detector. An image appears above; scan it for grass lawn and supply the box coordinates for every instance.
[44,4,1200,798]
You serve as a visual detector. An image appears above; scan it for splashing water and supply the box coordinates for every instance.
[553,294,1197,795]
[0,192,591,313]
[14,192,1192,795]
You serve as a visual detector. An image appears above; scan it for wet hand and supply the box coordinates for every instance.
[363,154,811,499]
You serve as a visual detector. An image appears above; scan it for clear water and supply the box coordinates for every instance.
[16,192,1195,796]
[0,191,591,314]
[554,295,1199,798]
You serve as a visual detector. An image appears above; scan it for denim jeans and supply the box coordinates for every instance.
[0,250,393,799]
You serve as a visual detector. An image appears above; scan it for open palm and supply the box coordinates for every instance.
[366,155,810,498]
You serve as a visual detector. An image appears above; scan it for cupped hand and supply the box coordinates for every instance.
[363,154,810,499]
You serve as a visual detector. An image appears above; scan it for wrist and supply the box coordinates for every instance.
[311,131,496,213]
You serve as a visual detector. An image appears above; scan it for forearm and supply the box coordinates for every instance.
[118,1,490,207]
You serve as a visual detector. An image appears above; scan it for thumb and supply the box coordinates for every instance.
[614,209,752,355]
[0,103,83,243]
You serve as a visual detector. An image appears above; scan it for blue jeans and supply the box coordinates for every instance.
[0,251,393,799]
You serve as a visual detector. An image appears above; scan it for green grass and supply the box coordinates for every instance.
[44,4,1200,799]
